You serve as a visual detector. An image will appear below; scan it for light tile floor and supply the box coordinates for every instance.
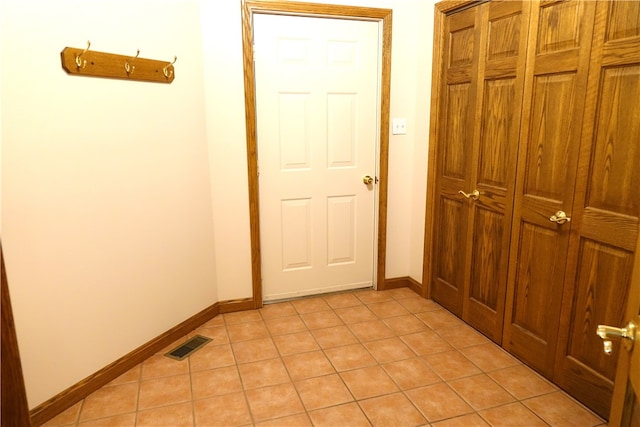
[42,288,607,427]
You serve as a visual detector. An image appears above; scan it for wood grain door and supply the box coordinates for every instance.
[430,1,529,342]
[608,229,640,426]
[553,1,640,418]
[502,0,597,378]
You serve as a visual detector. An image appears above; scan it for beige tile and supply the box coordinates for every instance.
[282,350,335,381]
[423,350,482,381]
[264,315,307,336]
[255,413,313,427]
[383,314,430,335]
[355,289,394,304]
[308,402,372,427]
[364,336,416,363]
[191,365,243,400]
[137,374,191,411]
[272,330,320,356]
[312,325,358,349]
[401,330,454,356]
[431,413,490,426]
[42,401,82,426]
[324,343,377,372]
[77,413,136,426]
[405,383,474,422]
[300,310,343,329]
[291,297,331,313]
[136,402,193,427]
[294,374,354,411]
[359,392,427,426]
[201,314,225,328]
[386,287,420,300]
[231,337,279,364]
[189,343,236,372]
[238,358,290,390]
[437,324,490,349]
[106,365,141,386]
[397,296,442,314]
[488,365,556,400]
[382,357,441,390]
[141,354,189,380]
[226,320,270,342]
[78,382,139,422]
[348,319,396,342]
[416,309,466,330]
[260,301,297,319]
[323,292,363,309]
[479,402,547,426]
[340,365,399,399]
[334,305,378,324]
[367,300,410,318]
[523,392,604,427]
[448,374,515,411]
[245,383,305,422]
[223,309,262,325]
[193,392,253,427]
[461,343,520,372]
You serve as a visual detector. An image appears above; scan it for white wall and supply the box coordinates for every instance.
[1,0,435,409]
[1,0,218,408]
[202,0,435,300]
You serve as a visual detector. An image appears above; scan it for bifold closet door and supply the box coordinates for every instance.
[503,0,597,378]
[553,1,640,418]
[430,1,529,342]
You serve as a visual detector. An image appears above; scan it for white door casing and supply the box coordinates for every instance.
[254,14,381,301]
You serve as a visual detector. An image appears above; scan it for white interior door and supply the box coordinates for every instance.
[254,14,380,302]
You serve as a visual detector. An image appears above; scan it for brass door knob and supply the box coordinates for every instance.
[549,210,571,225]
[363,175,374,185]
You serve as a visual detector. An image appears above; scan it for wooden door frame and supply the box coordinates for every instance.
[421,0,487,299]
[1,242,32,426]
[241,0,392,307]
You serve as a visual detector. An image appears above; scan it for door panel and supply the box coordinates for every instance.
[463,0,530,343]
[503,0,596,377]
[430,7,477,317]
[555,1,640,418]
[609,226,640,426]
[255,14,379,301]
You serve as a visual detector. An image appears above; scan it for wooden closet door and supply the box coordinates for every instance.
[430,6,479,318]
[554,1,640,419]
[502,0,596,377]
[430,1,529,342]
[462,1,529,342]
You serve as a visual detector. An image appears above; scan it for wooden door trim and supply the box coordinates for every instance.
[422,0,485,299]
[241,0,392,307]
[1,242,31,426]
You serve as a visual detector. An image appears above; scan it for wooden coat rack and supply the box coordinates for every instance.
[61,42,176,83]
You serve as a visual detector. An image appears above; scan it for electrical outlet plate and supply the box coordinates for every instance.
[392,118,407,135]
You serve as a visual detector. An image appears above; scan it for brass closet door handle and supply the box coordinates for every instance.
[549,211,571,224]
[458,189,480,200]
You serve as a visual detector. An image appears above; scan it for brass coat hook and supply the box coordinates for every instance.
[75,41,91,70]
[124,49,140,75]
[163,56,177,79]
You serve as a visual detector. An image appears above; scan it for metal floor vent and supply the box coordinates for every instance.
[165,335,212,361]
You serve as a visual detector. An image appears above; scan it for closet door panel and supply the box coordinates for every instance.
[430,7,478,317]
[462,0,529,343]
[503,0,596,378]
[555,3,640,416]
